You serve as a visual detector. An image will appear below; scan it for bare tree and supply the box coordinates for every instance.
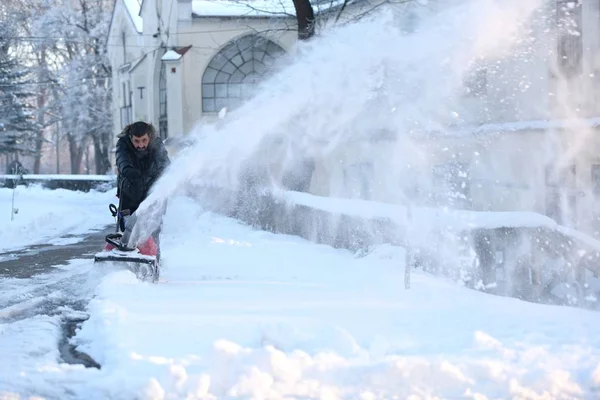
[292,0,316,40]
[33,0,113,174]
[3,0,112,174]
[231,0,418,40]
[1,1,53,172]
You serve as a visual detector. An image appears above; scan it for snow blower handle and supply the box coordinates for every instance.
[109,203,127,233]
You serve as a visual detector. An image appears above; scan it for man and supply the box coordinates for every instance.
[115,121,170,252]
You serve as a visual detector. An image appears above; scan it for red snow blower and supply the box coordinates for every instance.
[94,203,160,283]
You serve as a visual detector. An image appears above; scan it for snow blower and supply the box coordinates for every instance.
[94,203,160,283]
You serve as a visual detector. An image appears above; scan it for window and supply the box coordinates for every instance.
[120,81,132,129]
[545,164,576,188]
[158,61,168,139]
[556,0,582,78]
[121,31,126,63]
[545,164,576,225]
[202,35,285,113]
[282,158,315,192]
[432,161,471,208]
[592,164,600,196]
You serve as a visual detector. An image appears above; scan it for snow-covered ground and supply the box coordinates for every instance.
[0,184,115,252]
[2,193,600,399]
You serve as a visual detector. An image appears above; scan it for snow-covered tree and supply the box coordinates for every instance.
[1,0,112,174]
[0,16,37,158]
[4,0,61,173]
[32,0,113,174]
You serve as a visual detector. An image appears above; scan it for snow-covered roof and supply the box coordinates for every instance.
[123,0,143,33]
[192,0,292,17]
[191,0,345,18]
[161,50,182,61]
[160,46,192,62]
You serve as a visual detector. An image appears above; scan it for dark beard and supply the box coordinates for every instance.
[135,148,149,158]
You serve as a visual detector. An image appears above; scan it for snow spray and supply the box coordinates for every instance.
[131,0,547,255]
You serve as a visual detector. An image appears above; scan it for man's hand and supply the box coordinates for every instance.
[123,168,145,201]
[123,167,142,181]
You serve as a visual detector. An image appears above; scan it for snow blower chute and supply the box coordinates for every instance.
[94,203,160,283]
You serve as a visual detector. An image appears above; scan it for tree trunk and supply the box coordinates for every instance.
[33,131,44,173]
[67,134,85,174]
[33,47,48,174]
[85,145,90,174]
[92,131,111,174]
[292,0,315,40]
[33,94,46,174]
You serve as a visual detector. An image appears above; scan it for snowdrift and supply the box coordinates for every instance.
[180,181,600,308]
[0,185,115,252]
[4,195,598,399]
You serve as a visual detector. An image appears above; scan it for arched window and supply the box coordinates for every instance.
[202,35,285,112]
[158,61,168,139]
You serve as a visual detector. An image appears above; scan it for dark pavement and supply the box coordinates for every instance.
[0,225,114,278]
[0,224,116,369]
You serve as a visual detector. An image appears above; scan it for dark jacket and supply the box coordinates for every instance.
[116,136,170,214]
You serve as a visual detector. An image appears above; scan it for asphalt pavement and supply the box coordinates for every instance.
[0,226,114,278]
[0,225,115,369]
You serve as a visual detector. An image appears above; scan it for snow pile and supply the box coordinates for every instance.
[277,189,558,232]
[79,197,600,398]
[5,195,600,398]
[0,174,114,181]
[1,195,600,398]
[192,0,297,16]
[0,185,115,252]
[0,257,112,399]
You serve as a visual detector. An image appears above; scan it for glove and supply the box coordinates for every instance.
[123,168,144,202]
[123,167,142,181]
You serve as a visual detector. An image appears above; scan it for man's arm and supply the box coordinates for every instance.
[155,138,171,175]
[115,137,137,177]
[116,137,144,202]
[146,138,171,191]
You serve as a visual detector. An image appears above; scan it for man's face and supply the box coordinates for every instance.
[131,134,150,151]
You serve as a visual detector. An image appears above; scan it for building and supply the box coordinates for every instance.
[107,0,600,236]
[107,0,356,142]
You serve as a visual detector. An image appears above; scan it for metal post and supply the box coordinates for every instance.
[10,164,18,221]
[10,183,16,221]
[85,144,90,174]
[404,203,412,289]
[56,121,60,174]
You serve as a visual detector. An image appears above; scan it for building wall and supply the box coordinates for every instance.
[133,0,300,136]
[107,0,149,170]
